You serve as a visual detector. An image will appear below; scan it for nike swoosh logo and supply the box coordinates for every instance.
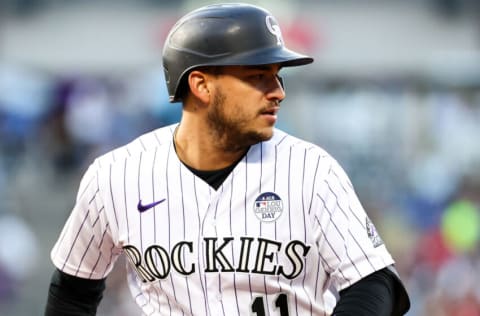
[137,199,166,213]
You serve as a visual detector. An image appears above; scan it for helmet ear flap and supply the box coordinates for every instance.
[175,72,190,102]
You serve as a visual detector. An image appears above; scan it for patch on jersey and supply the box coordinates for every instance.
[366,217,384,248]
[253,192,283,222]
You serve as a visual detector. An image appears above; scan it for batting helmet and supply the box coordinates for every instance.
[162,3,314,102]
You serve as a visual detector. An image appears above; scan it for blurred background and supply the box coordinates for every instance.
[0,0,479,315]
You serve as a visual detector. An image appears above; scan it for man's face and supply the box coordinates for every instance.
[206,64,285,151]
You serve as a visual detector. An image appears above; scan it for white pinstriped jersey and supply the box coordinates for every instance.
[51,124,395,316]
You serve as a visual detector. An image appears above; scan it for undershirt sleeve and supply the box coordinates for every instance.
[45,269,106,316]
[332,266,410,316]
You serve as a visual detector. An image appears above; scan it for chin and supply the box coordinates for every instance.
[256,128,275,141]
[264,130,275,140]
[237,129,271,147]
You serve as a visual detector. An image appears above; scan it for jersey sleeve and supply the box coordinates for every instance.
[51,162,121,280]
[313,158,394,292]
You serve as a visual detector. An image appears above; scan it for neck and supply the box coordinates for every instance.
[174,116,249,171]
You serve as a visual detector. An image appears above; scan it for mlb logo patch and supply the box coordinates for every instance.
[253,192,283,222]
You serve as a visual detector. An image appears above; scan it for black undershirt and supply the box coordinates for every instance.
[183,160,238,190]
[332,266,410,315]
[45,269,105,316]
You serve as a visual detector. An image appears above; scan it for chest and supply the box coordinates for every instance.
[114,170,316,282]
[103,146,321,282]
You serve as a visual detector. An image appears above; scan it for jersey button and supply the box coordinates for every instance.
[216,293,222,301]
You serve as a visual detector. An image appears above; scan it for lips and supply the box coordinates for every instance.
[261,106,279,116]
[260,106,279,124]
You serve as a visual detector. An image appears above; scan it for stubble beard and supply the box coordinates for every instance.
[206,90,273,153]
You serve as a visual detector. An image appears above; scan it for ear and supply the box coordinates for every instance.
[187,70,211,104]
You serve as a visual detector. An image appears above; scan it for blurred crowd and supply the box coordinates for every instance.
[1,1,480,315]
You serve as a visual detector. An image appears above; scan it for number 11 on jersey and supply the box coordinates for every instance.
[251,293,290,316]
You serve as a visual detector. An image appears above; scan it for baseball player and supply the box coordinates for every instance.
[45,3,410,316]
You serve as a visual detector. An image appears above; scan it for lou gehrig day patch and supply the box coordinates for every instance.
[254,192,283,222]
[366,217,384,248]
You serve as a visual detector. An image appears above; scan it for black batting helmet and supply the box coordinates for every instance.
[162,3,314,102]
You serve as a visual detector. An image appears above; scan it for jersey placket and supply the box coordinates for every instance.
[199,186,226,316]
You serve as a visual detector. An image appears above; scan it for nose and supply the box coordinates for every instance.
[266,74,286,102]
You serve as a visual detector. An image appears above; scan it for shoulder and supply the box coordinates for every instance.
[261,129,349,181]
[266,128,332,160]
